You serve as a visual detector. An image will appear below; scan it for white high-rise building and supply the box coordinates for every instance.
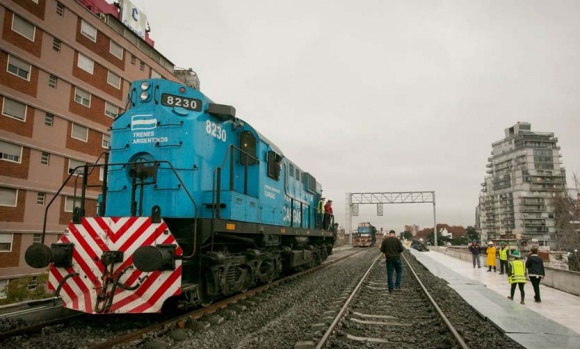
[478,122,567,249]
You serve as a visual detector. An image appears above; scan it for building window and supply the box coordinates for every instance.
[71,123,88,142]
[102,134,110,148]
[151,70,161,79]
[12,14,36,41]
[33,233,42,243]
[130,54,136,64]
[64,196,77,212]
[41,151,50,165]
[45,113,54,126]
[53,38,61,51]
[32,0,39,4]
[0,234,14,252]
[80,20,97,42]
[27,277,38,290]
[56,2,64,16]
[0,280,8,299]
[68,159,84,176]
[110,41,123,60]
[74,87,91,107]
[48,74,57,88]
[99,166,104,181]
[0,187,18,207]
[77,53,94,74]
[107,71,121,89]
[7,55,31,81]
[2,97,27,121]
[0,140,22,163]
[139,61,145,71]
[37,192,45,205]
[104,102,118,118]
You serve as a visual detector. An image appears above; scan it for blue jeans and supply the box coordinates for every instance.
[386,257,402,290]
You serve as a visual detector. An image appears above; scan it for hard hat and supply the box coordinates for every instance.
[512,250,520,257]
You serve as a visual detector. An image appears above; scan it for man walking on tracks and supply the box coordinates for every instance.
[380,230,404,293]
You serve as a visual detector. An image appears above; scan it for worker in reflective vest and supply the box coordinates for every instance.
[317,197,325,229]
[506,250,526,305]
[498,242,509,275]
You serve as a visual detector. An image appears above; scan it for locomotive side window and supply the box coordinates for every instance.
[267,151,282,181]
[289,164,294,178]
[240,131,257,165]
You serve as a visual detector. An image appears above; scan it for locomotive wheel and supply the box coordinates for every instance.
[311,252,321,268]
[200,268,217,307]
[259,260,275,283]
[237,266,252,292]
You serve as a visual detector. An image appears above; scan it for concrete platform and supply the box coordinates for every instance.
[410,249,580,349]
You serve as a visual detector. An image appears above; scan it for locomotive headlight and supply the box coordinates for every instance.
[140,91,150,101]
[140,81,150,91]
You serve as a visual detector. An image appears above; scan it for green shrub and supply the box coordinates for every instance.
[0,274,52,305]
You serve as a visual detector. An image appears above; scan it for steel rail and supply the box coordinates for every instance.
[89,249,363,349]
[402,253,469,349]
[315,254,382,349]
[315,251,469,349]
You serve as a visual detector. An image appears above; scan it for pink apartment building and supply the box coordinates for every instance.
[0,0,188,298]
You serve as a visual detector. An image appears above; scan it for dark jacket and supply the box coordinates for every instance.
[468,243,481,255]
[525,254,545,277]
[380,237,404,259]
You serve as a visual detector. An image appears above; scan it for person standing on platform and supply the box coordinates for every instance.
[380,230,404,293]
[498,242,509,275]
[486,241,497,272]
[468,240,481,268]
[526,247,545,303]
[507,250,526,304]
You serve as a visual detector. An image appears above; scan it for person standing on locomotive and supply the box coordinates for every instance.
[317,197,325,229]
[323,199,334,231]
[380,230,404,293]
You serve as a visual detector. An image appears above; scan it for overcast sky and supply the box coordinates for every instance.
[135,0,580,232]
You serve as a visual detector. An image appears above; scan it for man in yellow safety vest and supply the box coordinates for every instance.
[498,241,509,275]
[506,250,526,305]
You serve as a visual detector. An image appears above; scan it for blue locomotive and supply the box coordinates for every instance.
[353,222,377,247]
[25,79,335,313]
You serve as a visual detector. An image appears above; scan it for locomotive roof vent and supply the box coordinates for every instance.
[208,103,236,122]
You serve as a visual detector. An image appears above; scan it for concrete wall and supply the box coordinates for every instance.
[430,246,580,297]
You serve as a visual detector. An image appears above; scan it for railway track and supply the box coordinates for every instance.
[0,248,361,349]
[309,251,470,348]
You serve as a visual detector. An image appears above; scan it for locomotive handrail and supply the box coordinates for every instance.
[40,158,200,258]
[40,152,109,244]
